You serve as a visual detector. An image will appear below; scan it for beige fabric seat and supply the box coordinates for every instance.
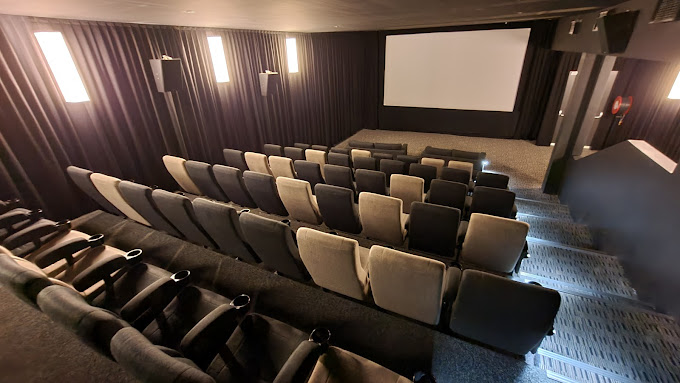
[350,149,371,162]
[389,174,424,213]
[297,228,370,301]
[90,173,150,226]
[268,156,296,179]
[421,157,446,177]
[276,178,323,224]
[244,152,272,175]
[162,155,202,195]
[368,246,459,325]
[307,346,411,383]
[305,149,328,178]
[358,193,408,246]
[459,213,529,274]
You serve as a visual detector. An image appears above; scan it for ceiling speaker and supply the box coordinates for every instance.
[596,11,640,54]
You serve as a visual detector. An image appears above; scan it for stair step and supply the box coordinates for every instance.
[519,215,595,249]
[515,198,573,220]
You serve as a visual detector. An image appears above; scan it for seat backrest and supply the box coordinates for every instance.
[268,156,296,179]
[389,174,423,213]
[421,157,446,177]
[238,212,307,280]
[212,165,257,208]
[294,142,311,150]
[358,192,405,245]
[372,152,393,161]
[276,178,322,225]
[409,163,437,192]
[151,189,215,247]
[66,166,122,215]
[305,149,328,178]
[355,169,387,195]
[223,149,249,172]
[307,346,411,383]
[244,152,272,175]
[311,145,328,152]
[327,152,351,168]
[90,173,150,226]
[448,160,474,181]
[314,184,362,234]
[379,159,406,186]
[428,179,467,212]
[323,165,354,192]
[329,147,350,155]
[469,186,516,218]
[397,155,420,167]
[297,228,369,301]
[283,146,306,161]
[350,149,372,162]
[263,144,284,157]
[118,181,181,237]
[475,172,510,189]
[293,160,325,190]
[162,155,202,195]
[185,160,228,201]
[449,269,561,355]
[440,167,471,185]
[352,156,378,171]
[408,202,460,258]
[191,198,259,263]
[242,171,288,216]
[368,246,446,325]
[460,213,529,274]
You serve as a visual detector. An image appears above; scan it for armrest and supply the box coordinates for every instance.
[34,234,104,268]
[3,220,71,251]
[513,242,530,274]
[0,209,41,229]
[273,340,326,383]
[71,250,138,292]
[0,198,21,214]
[119,269,191,330]
[443,267,461,305]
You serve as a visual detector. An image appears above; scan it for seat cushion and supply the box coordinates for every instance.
[307,346,411,383]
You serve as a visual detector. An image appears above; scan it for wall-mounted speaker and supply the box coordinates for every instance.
[596,11,640,54]
[259,71,281,96]
[149,58,183,92]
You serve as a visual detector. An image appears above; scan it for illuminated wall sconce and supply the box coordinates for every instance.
[34,32,89,103]
[669,70,680,99]
[286,37,299,73]
[207,35,230,83]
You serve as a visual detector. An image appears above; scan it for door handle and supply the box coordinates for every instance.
[594,112,603,119]
[558,110,565,117]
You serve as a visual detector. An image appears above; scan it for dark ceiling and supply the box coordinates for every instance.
[0,0,623,32]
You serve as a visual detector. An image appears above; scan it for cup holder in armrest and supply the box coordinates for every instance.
[87,234,105,247]
[309,327,331,345]
[238,209,251,215]
[281,219,291,226]
[54,220,71,230]
[124,249,143,265]
[230,294,250,310]
[29,209,43,218]
[171,270,191,283]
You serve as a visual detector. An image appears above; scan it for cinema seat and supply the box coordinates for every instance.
[397,155,421,168]
[380,159,406,186]
[459,213,529,275]
[468,186,516,219]
[373,152,393,162]
[162,155,202,195]
[67,166,122,215]
[185,160,229,201]
[294,160,325,190]
[389,174,424,214]
[244,152,272,175]
[0,199,20,215]
[448,160,475,181]
[440,167,473,190]
[276,178,323,225]
[315,185,362,234]
[475,172,510,189]
[284,146,306,161]
[305,149,328,178]
[242,171,289,216]
[294,143,311,150]
[238,212,308,280]
[327,152,351,168]
[352,156,378,171]
[305,346,412,383]
[118,181,182,237]
[151,189,215,248]
[449,269,560,355]
[0,207,42,241]
[350,149,371,163]
[409,163,437,192]
[2,219,71,257]
[311,145,329,152]
[329,147,350,155]
[323,165,355,193]
[264,144,285,157]
[368,246,460,325]
[90,173,151,226]
[0,245,53,305]
[408,202,461,258]
[213,165,258,208]
[421,157,445,177]
[427,179,468,212]
[191,198,259,263]
[358,193,407,246]
[355,170,387,195]
[297,228,370,301]
[269,156,296,179]
[223,149,249,172]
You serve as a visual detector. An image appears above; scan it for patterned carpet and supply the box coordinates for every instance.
[518,214,595,249]
[515,199,572,220]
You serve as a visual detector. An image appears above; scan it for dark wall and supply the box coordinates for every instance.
[561,140,680,321]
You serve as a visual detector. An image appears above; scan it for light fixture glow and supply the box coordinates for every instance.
[286,37,299,73]
[207,36,230,83]
[669,70,680,99]
[34,32,89,103]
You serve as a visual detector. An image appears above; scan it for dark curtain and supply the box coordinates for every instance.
[591,57,680,161]
[0,15,378,219]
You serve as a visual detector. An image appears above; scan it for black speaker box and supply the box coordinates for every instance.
[149,58,183,92]
[596,11,640,54]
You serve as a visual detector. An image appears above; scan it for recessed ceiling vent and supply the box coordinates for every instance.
[651,0,680,23]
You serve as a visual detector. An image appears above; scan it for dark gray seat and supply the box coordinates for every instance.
[118,181,182,237]
[327,152,351,167]
[315,184,362,234]
[323,165,354,193]
[283,146,306,161]
[294,143,311,150]
[311,145,328,152]
[264,144,284,157]
[409,163,437,192]
[355,169,387,195]
[379,159,406,186]
[330,147,350,155]
[223,149,249,172]
[352,156,378,171]
[373,153,393,161]
[475,172,510,190]
[441,167,471,185]
[239,212,308,280]
[293,160,325,190]
[242,171,288,216]
[427,180,467,212]
[449,269,561,355]
[397,155,420,168]
[213,165,258,208]
[469,186,516,219]
[408,202,460,258]
[191,198,259,263]
[151,189,215,247]
[66,166,122,215]
[185,161,229,201]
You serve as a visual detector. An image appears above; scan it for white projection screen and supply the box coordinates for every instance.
[383,29,531,112]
